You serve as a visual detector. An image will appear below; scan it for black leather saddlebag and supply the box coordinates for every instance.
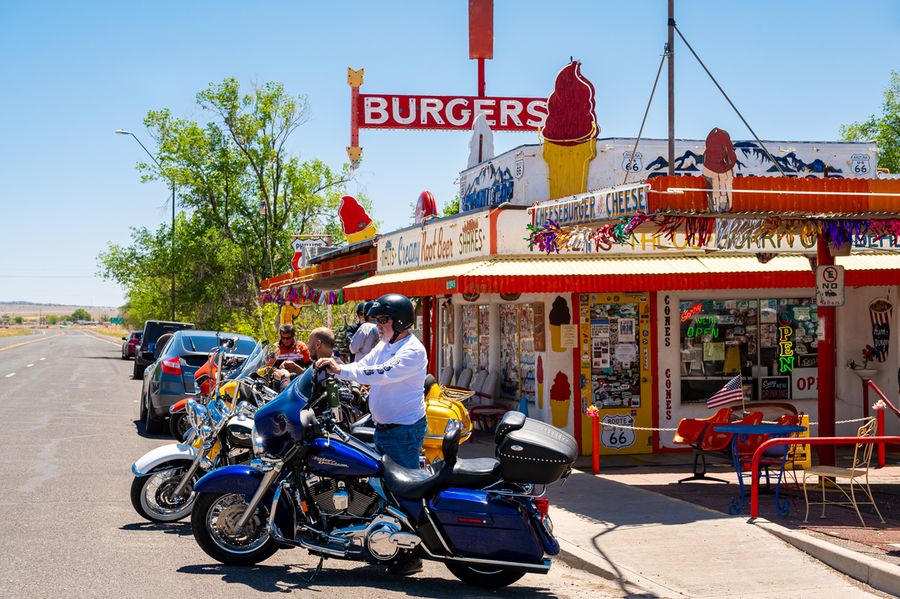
[495,415,577,484]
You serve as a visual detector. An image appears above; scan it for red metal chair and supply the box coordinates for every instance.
[673,408,733,483]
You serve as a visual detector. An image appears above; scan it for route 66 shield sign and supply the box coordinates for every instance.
[601,414,636,450]
[850,153,871,176]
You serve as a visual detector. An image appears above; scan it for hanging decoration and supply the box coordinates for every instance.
[525,213,900,255]
[259,283,346,306]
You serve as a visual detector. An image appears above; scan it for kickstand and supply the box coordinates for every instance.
[297,557,324,584]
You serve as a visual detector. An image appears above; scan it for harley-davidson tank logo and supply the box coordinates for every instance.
[510,444,524,452]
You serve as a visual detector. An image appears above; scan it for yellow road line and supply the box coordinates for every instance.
[0,333,64,352]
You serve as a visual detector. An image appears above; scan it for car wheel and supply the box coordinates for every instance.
[144,395,164,434]
[133,362,143,380]
[139,391,148,422]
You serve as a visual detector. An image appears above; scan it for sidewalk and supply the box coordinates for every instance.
[459,433,900,597]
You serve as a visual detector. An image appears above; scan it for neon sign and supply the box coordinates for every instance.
[680,303,703,323]
[778,325,795,373]
[686,316,718,338]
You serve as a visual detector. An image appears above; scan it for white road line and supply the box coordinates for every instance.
[39,357,45,361]
[4,373,15,378]
[26,364,34,368]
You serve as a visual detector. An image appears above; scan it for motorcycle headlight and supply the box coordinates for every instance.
[251,423,265,457]
[187,400,208,430]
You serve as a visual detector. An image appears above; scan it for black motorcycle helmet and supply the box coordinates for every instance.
[355,302,366,316]
[367,294,414,343]
[362,301,375,320]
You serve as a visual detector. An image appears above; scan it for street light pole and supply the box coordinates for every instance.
[116,129,176,321]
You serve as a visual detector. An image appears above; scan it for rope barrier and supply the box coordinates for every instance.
[591,415,874,433]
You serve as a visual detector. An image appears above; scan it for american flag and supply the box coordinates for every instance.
[707,375,743,409]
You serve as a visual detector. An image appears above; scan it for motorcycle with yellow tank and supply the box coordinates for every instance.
[130,340,277,522]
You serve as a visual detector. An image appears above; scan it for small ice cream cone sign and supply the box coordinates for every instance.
[548,296,570,352]
[541,61,599,200]
[537,355,544,410]
[549,371,571,428]
[338,195,377,244]
[702,127,737,213]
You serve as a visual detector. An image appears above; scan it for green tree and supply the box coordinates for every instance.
[442,194,461,216]
[45,315,59,325]
[840,70,900,174]
[100,78,362,338]
[13,316,23,325]
[71,308,91,321]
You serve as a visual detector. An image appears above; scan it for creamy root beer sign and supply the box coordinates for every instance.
[378,212,491,273]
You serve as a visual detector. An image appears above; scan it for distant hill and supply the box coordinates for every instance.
[0,302,117,318]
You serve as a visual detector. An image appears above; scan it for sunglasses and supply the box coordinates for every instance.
[374,315,391,324]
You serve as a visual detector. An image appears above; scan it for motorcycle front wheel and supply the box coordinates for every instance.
[191,492,278,566]
[445,563,526,589]
[130,461,197,522]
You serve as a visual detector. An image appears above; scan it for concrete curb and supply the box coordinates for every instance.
[556,538,683,598]
[754,519,900,597]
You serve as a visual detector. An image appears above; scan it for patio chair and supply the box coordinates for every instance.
[438,367,454,387]
[469,372,510,431]
[673,408,732,483]
[802,418,885,527]
[455,368,473,390]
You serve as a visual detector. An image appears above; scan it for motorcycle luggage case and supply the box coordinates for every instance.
[495,414,577,484]
[429,488,545,563]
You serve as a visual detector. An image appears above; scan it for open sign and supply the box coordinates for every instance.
[791,367,818,399]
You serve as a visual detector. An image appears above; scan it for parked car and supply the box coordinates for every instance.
[121,331,142,360]
[134,320,195,380]
[139,330,256,434]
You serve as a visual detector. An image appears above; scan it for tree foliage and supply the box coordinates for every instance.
[101,78,363,339]
[70,308,91,321]
[840,70,900,174]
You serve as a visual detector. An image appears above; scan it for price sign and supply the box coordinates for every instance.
[816,265,844,306]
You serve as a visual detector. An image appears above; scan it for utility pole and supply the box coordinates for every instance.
[667,0,675,176]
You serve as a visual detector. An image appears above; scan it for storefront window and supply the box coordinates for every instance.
[461,304,489,372]
[679,298,818,403]
[499,304,537,404]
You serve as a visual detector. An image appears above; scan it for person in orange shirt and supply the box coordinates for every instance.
[273,323,310,367]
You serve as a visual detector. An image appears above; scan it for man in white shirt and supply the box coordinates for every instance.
[316,293,427,468]
[349,300,380,361]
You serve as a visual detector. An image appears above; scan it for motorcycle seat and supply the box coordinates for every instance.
[448,457,501,488]
[494,411,526,444]
[382,457,450,499]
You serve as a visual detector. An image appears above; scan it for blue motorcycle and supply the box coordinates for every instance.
[190,373,577,589]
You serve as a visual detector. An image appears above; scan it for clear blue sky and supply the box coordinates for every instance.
[1,1,898,307]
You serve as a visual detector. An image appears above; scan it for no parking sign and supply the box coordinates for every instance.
[816,265,844,306]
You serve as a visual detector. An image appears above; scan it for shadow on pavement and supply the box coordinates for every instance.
[132,419,172,440]
[121,521,192,538]
[177,562,562,598]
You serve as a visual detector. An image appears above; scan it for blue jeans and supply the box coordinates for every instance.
[375,416,427,469]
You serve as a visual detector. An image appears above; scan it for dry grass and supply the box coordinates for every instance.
[0,327,35,338]
[87,326,128,338]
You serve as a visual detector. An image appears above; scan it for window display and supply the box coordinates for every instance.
[589,300,641,409]
[679,298,818,403]
[461,304,490,373]
[499,304,537,405]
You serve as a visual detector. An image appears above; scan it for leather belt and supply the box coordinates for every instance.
[375,422,401,431]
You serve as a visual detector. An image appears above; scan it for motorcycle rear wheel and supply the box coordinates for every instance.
[445,563,526,589]
[169,411,190,440]
[130,462,196,522]
[191,492,278,566]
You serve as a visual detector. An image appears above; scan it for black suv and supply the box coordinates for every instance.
[134,320,194,379]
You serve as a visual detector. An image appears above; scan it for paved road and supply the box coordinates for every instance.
[0,332,618,598]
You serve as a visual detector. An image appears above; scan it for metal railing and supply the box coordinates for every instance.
[748,435,900,520]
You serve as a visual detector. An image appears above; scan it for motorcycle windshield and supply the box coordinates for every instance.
[252,376,309,458]
[227,342,267,380]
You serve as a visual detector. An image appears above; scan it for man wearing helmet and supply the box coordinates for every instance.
[316,293,427,469]
[350,300,379,361]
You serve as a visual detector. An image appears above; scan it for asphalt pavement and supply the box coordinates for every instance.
[0,330,618,599]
